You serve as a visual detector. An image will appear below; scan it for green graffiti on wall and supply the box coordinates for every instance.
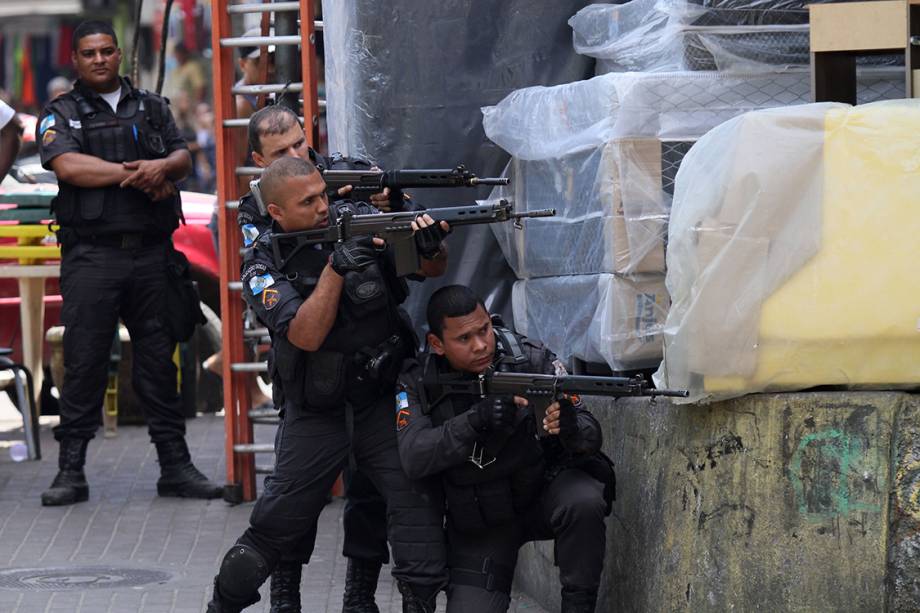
[788,429,880,519]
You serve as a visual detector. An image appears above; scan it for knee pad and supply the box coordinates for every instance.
[217,544,271,604]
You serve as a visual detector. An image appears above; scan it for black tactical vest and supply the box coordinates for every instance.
[268,214,414,412]
[53,81,180,236]
[420,328,547,534]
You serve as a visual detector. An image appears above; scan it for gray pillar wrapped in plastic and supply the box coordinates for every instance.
[321,0,597,329]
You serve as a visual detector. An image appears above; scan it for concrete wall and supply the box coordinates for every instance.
[514,392,920,612]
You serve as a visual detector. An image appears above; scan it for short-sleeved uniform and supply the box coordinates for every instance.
[38,77,190,443]
[396,332,609,613]
[214,203,447,602]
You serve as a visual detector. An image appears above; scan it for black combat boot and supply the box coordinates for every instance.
[342,557,382,613]
[397,580,436,613]
[41,438,89,506]
[561,586,598,613]
[269,560,302,613]
[155,438,224,499]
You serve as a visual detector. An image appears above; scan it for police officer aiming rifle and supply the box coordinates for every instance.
[207,156,451,613]
[235,103,407,613]
[396,285,619,613]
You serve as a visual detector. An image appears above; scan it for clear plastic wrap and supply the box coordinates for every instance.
[571,0,903,73]
[654,100,920,402]
[513,273,669,371]
[481,69,823,370]
[488,139,667,279]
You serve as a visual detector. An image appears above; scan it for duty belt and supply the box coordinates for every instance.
[79,232,168,249]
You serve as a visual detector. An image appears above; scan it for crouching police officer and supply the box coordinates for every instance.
[396,285,613,613]
[207,156,450,613]
[235,104,406,612]
[37,20,222,506]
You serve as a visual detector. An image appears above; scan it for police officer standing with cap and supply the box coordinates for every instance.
[207,156,450,612]
[37,20,223,506]
[396,285,612,613]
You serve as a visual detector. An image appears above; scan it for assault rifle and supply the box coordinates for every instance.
[321,164,509,197]
[270,199,554,277]
[435,369,688,439]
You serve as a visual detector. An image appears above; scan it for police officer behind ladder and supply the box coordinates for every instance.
[37,20,223,506]
[207,156,450,612]
[237,104,403,612]
[396,285,612,613]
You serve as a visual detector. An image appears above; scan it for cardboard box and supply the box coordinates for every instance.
[612,212,666,274]
[809,1,905,53]
[606,274,670,368]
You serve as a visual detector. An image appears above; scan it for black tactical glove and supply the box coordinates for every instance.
[413,218,450,259]
[557,395,579,441]
[331,236,377,276]
[468,396,516,432]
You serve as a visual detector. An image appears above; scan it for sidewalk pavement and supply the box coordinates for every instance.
[0,397,550,613]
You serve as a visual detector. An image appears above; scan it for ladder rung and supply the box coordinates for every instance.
[220,34,301,48]
[305,99,328,109]
[226,200,240,210]
[232,83,304,96]
[231,362,268,372]
[244,328,270,338]
[233,443,274,453]
[228,281,243,291]
[256,464,275,474]
[224,116,306,128]
[236,166,264,176]
[226,2,298,13]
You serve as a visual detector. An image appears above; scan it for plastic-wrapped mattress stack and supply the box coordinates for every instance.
[481,0,903,372]
[652,100,920,402]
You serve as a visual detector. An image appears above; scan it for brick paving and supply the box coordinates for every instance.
[0,399,549,613]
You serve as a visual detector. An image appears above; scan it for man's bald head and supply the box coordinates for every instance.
[260,156,318,208]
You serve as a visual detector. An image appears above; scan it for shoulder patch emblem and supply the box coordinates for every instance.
[395,390,410,431]
[241,224,260,247]
[249,272,275,295]
[39,115,55,134]
[42,129,57,146]
[262,288,280,310]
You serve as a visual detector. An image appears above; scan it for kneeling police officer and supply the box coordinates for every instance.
[396,285,612,613]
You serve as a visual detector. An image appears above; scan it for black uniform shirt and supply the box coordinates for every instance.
[240,199,381,341]
[38,77,186,170]
[394,332,603,481]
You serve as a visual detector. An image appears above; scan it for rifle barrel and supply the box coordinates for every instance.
[650,389,690,397]
[469,177,510,186]
[512,208,555,219]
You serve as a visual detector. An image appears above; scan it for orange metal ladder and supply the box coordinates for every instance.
[209,0,322,502]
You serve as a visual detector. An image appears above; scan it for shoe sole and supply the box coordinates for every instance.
[41,487,89,506]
